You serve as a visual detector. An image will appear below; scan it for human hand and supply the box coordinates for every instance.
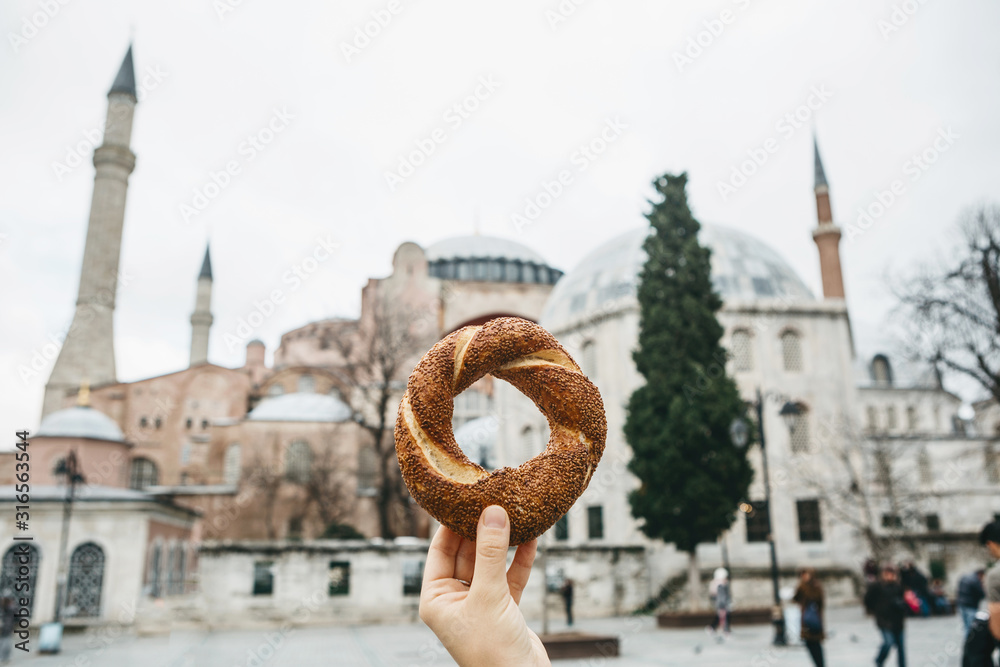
[419,505,550,667]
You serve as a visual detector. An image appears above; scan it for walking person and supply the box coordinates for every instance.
[864,565,908,667]
[560,578,574,627]
[707,568,731,640]
[793,568,825,667]
[0,598,15,665]
[962,521,1000,666]
[957,570,986,633]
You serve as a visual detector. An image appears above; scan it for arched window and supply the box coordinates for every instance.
[906,406,918,432]
[886,406,898,431]
[285,441,312,483]
[357,446,378,496]
[129,458,159,490]
[66,543,105,618]
[223,443,242,485]
[781,331,803,372]
[872,354,893,385]
[730,329,753,372]
[788,406,810,454]
[297,374,315,393]
[0,544,39,617]
[866,406,878,432]
[581,340,597,379]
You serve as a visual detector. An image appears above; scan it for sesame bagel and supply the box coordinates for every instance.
[394,316,606,545]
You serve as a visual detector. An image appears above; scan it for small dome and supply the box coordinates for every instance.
[248,392,352,423]
[424,235,563,285]
[541,224,814,332]
[454,416,498,468]
[37,406,125,443]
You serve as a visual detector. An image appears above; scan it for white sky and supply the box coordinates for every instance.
[2,0,998,435]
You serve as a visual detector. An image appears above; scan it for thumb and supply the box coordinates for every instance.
[469,505,511,604]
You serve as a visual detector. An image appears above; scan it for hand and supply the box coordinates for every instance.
[419,505,550,667]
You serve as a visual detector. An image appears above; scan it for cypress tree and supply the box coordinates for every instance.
[624,172,754,610]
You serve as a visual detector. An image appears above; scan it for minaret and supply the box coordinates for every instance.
[189,246,214,366]
[812,135,845,299]
[43,46,138,417]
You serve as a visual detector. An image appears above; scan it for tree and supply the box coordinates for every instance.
[624,172,754,610]
[330,301,428,539]
[896,204,1000,403]
[299,441,358,535]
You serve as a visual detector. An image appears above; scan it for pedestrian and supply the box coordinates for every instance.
[864,557,879,584]
[864,565,907,667]
[962,520,1000,666]
[957,570,986,633]
[707,567,731,640]
[0,598,14,665]
[560,578,574,627]
[793,568,825,667]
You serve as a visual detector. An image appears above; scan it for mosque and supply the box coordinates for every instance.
[3,47,998,627]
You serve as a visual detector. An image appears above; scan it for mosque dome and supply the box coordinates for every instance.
[36,406,126,443]
[541,224,815,332]
[248,392,353,423]
[425,235,563,285]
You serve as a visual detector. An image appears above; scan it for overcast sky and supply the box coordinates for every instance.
[2,0,998,435]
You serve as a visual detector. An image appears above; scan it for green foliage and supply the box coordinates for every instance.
[624,172,754,555]
[322,522,365,539]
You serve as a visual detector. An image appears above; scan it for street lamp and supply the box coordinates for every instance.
[52,451,85,623]
[730,389,801,647]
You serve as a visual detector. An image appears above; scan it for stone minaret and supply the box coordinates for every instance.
[189,247,214,366]
[812,135,845,299]
[43,46,138,417]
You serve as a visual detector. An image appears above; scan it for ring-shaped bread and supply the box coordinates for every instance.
[395,317,607,545]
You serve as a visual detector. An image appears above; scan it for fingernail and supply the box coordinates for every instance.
[483,505,507,528]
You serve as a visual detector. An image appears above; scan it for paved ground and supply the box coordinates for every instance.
[14,606,968,666]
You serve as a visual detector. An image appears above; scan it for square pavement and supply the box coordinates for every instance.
[15,606,968,666]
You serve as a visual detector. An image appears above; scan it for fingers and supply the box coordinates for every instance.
[507,539,537,605]
[468,506,511,605]
[423,523,463,584]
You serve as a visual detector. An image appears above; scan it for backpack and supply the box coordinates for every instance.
[962,613,999,667]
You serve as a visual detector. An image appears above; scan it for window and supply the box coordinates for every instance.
[874,448,892,487]
[140,417,148,428]
[866,406,878,432]
[986,447,1000,484]
[521,425,541,459]
[587,506,604,540]
[268,384,284,396]
[223,443,242,485]
[328,561,350,596]
[906,406,918,432]
[554,515,569,541]
[181,442,191,465]
[252,561,274,596]
[357,447,377,496]
[155,417,162,430]
[730,329,753,371]
[287,517,303,539]
[402,560,424,596]
[581,340,597,379]
[925,514,941,532]
[789,410,810,454]
[796,500,822,542]
[185,418,192,429]
[745,501,769,543]
[881,514,902,529]
[129,458,159,490]
[781,331,802,372]
[1,544,40,617]
[201,419,209,430]
[52,457,66,476]
[285,441,312,483]
[872,355,893,385]
[917,448,932,485]
[886,406,897,431]
[298,374,315,393]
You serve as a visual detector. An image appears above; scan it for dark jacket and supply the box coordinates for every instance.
[957,573,986,609]
[864,581,906,632]
[793,582,825,642]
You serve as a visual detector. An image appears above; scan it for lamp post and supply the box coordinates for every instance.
[53,450,85,623]
[729,388,801,648]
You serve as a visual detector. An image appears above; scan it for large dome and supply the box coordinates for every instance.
[37,406,126,442]
[248,392,353,423]
[424,235,563,285]
[541,224,814,332]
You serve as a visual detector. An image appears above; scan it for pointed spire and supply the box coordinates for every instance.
[77,379,91,407]
[813,134,828,190]
[109,45,137,99]
[199,246,213,280]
